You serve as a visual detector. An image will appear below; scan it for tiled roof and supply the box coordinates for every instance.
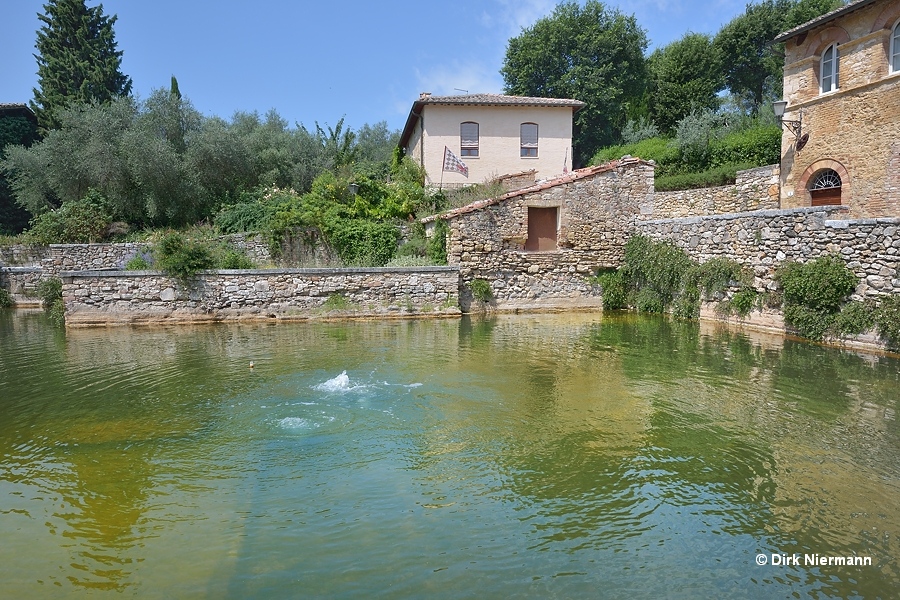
[415,93,585,108]
[0,103,37,122]
[399,93,584,150]
[773,0,878,43]
[420,157,651,224]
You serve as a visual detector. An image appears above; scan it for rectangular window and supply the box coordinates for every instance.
[460,122,479,157]
[520,123,538,157]
[525,207,558,251]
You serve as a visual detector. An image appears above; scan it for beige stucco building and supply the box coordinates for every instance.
[399,93,584,188]
[774,0,900,216]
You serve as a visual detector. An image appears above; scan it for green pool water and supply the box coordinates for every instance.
[1,309,899,598]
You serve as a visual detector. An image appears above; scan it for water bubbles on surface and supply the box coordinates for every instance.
[314,371,352,392]
[277,415,335,430]
[278,417,312,429]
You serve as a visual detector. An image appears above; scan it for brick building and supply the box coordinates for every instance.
[774,0,900,216]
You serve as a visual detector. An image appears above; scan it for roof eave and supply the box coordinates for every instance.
[773,0,879,43]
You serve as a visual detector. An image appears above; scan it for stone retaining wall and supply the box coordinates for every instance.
[638,206,900,298]
[0,267,43,306]
[647,165,780,219]
[62,267,460,326]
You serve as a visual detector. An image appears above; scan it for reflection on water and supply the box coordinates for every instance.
[1,310,899,598]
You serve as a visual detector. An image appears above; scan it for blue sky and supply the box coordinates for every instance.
[2,0,749,132]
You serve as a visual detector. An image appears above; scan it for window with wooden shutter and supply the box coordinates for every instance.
[520,123,538,157]
[460,122,479,157]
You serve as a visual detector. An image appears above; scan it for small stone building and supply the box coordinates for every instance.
[774,0,900,216]
[421,158,654,311]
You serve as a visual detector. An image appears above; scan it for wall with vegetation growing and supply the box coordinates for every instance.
[61,267,460,327]
[637,206,900,298]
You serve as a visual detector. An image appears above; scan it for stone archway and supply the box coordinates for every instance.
[796,159,850,207]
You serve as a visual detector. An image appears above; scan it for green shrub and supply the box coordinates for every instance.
[37,278,64,326]
[655,162,756,191]
[832,300,875,336]
[695,257,748,298]
[783,305,834,340]
[25,190,113,244]
[778,256,857,312]
[596,270,627,310]
[729,287,759,317]
[125,253,152,270]
[0,287,12,308]
[397,222,427,258]
[153,232,216,281]
[219,249,255,269]
[427,219,449,265]
[709,125,781,168]
[777,256,858,340]
[469,278,492,303]
[327,219,399,266]
[214,201,271,234]
[634,288,665,313]
[621,236,692,308]
[874,295,900,350]
[591,136,678,167]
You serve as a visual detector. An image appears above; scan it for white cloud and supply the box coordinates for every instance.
[413,62,505,97]
[491,0,558,38]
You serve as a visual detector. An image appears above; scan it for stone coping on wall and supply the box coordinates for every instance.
[639,205,849,226]
[60,266,459,278]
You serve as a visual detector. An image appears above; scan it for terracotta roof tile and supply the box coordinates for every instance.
[773,0,877,43]
[420,157,651,224]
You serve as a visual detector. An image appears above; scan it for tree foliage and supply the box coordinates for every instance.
[501,0,648,166]
[713,0,843,112]
[648,33,723,133]
[31,0,132,131]
[1,89,402,231]
[0,114,40,234]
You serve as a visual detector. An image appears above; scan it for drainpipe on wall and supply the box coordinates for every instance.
[419,112,425,172]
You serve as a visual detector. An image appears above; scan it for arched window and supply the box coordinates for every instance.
[821,43,839,93]
[520,123,538,157]
[892,20,900,73]
[809,168,842,205]
[460,122,479,157]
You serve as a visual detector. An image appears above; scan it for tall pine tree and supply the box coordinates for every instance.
[31,0,132,131]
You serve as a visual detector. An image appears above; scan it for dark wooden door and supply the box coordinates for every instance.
[525,207,558,251]
[810,188,841,206]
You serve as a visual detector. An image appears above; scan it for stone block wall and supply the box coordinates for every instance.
[0,245,48,266]
[439,159,654,311]
[43,243,150,274]
[638,206,900,299]
[0,267,43,305]
[648,165,780,219]
[61,267,460,326]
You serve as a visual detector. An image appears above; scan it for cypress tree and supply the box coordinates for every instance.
[30,0,132,131]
